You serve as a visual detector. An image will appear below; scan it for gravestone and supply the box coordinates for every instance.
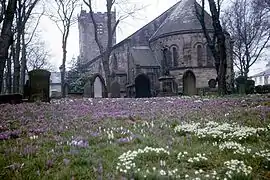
[93,77,102,98]
[28,69,51,102]
[83,82,91,98]
[208,79,217,89]
[23,80,30,99]
[0,94,23,104]
[64,83,69,96]
[110,81,121,98]
[158,75,177,97]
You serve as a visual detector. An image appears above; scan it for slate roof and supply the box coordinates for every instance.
[149,0,213,41]
[130,46,159,67]
[251,68,270,77]
[83,0,214,67]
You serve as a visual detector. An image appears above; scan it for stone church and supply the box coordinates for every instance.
[78,0,234,98]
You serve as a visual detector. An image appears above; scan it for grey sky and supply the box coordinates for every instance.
[38,0,268,75]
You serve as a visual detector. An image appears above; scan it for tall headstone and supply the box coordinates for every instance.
[83,82,91,98]
[94,77,102,98]
[110,81,121,98]
[28,69,51,102]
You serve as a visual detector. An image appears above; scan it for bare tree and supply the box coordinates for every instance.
[195,0,228,95]
[26,36,54,71]
[223,0,270,78]
[20,8,45,92]
[48,0,79,97]
[83,0,144,93]
[12,0,40,93]
[0,0,17,94]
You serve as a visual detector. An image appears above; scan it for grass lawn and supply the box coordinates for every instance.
[0,95,270,180]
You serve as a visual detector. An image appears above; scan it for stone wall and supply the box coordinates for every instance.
[150,32,215,69]
[109,42,129,72]
[150,32,234,92]
[170,68,216,90]
[78,10,116,64]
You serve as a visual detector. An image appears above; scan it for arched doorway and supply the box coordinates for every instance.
[135,74,151,98]
[93,76,103,98]
[183,70,196,96]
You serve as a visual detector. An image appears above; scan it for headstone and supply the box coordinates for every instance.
[208,79,217,89]
[110,81,121,98]
[83,82,91,98]
[94,77,102,98]
[64,83,69,96]
[23,80,30,99]
[158,75,177,97]
[235,76,246,95]
[28,69,51,102]
[0,94,23,104]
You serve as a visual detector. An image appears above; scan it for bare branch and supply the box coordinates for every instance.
[223,0,270,77]
[26,8,44,45]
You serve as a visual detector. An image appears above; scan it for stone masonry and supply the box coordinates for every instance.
[78,0,234,96]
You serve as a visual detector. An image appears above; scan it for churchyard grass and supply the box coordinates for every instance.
[0,95,270,179]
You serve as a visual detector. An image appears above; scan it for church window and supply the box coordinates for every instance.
[97,24,104,34]
[163,47,172,68]
[197,45,203,67]
[171,46,179,67]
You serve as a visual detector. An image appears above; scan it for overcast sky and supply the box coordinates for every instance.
[38,0,267,75]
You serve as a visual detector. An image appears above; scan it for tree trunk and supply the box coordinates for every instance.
[13,1,23,94]
[61,44,67,98]
[0,59,7,92]
[0,56,6,94]
[6,47,13,93]
[102,53,111,93]
[0,0,17,94]
[13,32,21,93]
[208,0,227,95]
[217,37,227,96]
[20,30,27,93]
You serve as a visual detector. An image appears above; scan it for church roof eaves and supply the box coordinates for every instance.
[149,29,214,42]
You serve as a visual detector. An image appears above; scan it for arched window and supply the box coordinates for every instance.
[172,46,179,67]
[162,47,172,68]
[197,45,203,67]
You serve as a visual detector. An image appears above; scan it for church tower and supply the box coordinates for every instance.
[78,10,116,64]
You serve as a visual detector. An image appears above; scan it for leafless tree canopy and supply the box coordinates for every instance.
[223,0,270,77]
[26,33,54,71]
[47,0,79,97]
